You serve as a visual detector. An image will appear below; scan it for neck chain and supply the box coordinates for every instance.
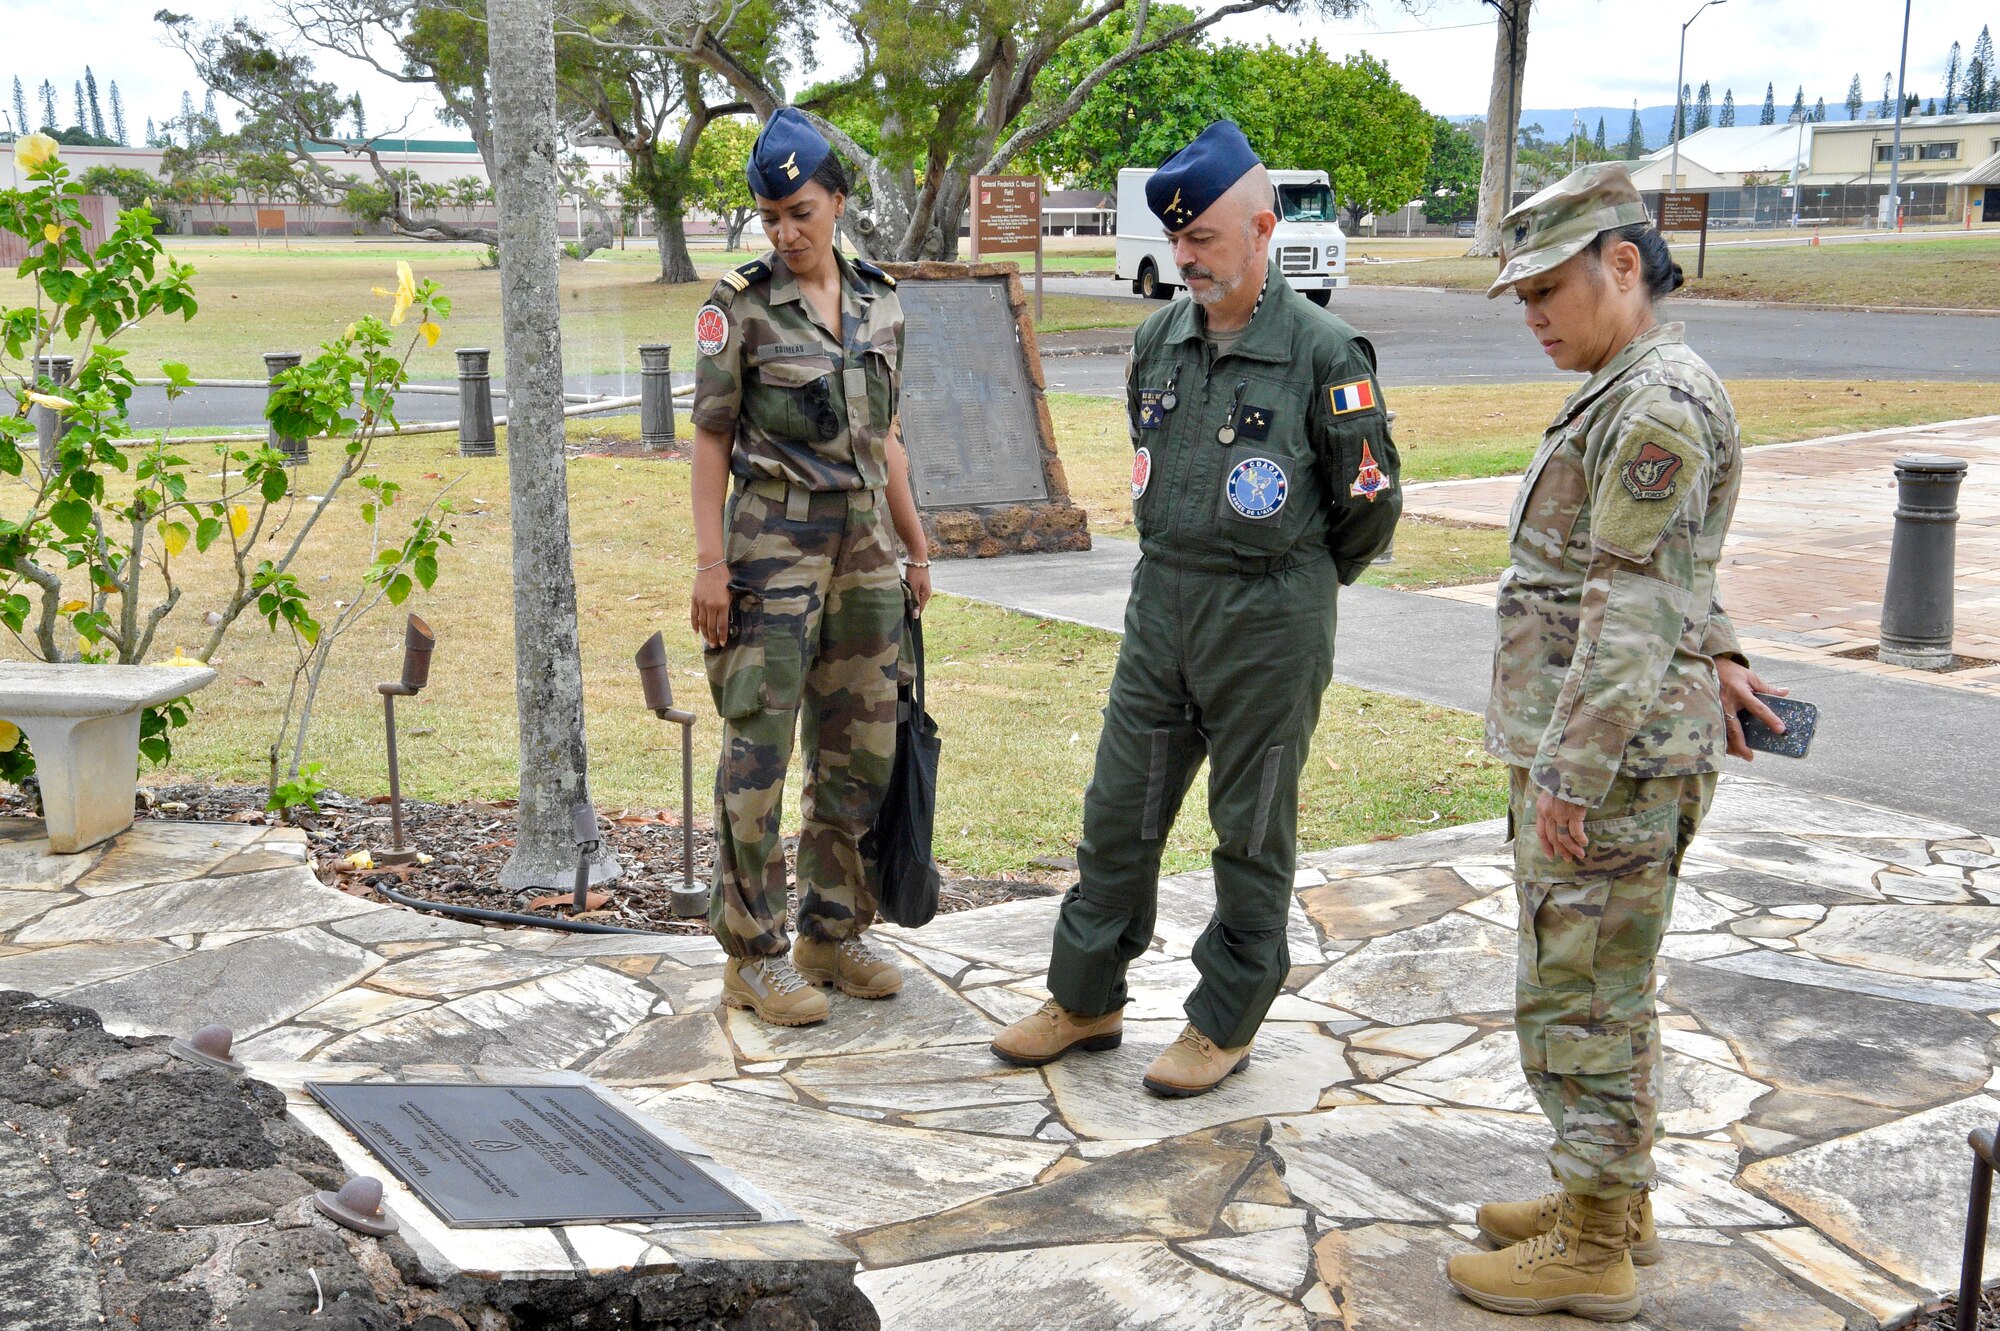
[1207,273,1269,338]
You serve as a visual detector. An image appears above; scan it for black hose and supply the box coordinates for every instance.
[374,882,654,936]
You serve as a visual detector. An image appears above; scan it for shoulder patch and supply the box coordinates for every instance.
[1592,417,1706,563]
[852,258,897,288]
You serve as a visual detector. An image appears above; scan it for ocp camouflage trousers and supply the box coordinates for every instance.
[704,482,903,958]
[1508,765,1717,1199]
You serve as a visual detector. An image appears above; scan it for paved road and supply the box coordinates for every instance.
[1036,277,2000,396]
[935,538,2000,834]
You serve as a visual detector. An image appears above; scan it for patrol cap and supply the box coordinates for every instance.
[1486,162,1653,298]
[745,107,831,202]
[1147,120,1261,231]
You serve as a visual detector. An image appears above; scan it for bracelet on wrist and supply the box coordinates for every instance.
[695,557,727,573]
[903,559,931,570]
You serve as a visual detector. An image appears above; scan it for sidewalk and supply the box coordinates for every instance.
[4,780,1995,1330]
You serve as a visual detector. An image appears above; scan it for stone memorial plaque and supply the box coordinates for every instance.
[895,277,1050,509]
[308,1081,759,1227]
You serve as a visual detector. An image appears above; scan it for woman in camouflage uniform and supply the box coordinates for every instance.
[1446,163,1789,1321]
[688,109,932,1028]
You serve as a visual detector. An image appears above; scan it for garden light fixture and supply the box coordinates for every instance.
[636,631,705,917]
[375,615,435,867]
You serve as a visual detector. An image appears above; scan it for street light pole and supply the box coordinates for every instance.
[1885,0,1912,229]
[1790,111,1806,228]
[1670,0,1728,190]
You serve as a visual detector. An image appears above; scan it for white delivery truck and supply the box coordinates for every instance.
[1115,166,1349,306]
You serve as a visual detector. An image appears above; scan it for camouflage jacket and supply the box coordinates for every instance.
[1126,261,1401,581]
[690,250,904,492]
[1485,322,1746,807]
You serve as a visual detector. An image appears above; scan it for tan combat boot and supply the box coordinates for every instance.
[1140,1023,1252,1098]
[990,998,1123,1067]
[793,934,903,999]
[1477,1188,1660,1266]
[1446,1191,1641,1322]
[721,954,830,1027]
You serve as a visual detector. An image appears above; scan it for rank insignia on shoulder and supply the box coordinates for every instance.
[1620,440,1683,501]
[1136,390,1166,430]
[720,259,771,293]
[1237,404,1274,441]
[853,258,897,287]
[1350,441,1392,502]
[1327,378,1377,416]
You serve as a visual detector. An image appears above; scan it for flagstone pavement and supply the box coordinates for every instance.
[5,775,2000,1330]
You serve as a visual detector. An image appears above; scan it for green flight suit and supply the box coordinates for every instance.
[1047,263,1402,1049]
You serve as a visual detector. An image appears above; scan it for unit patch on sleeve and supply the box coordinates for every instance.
[1225,456,1289,520]
[1136,390,1166,430]
[1620,440,1684,501]
[1349,441,1393,502]
[1131,446,1153,499]
[1326,378,1377,416]
[695,304,731,357]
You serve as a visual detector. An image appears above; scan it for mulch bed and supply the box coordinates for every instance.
[11,782,1063,937]
[565,433,689,462]
[1916,1291,1997,1331]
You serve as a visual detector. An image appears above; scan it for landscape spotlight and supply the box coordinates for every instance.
[635,631,705,917]
[375,614,435,867]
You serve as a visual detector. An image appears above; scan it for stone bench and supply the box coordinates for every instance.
[0,662,217,853]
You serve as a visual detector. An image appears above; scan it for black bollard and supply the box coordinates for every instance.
[1879,454,1968,670]
[1958,1121,1999,1331]
[264,351,308,467]
[456,348,497,457]
[32,353,73,473]
[639,343,675,451]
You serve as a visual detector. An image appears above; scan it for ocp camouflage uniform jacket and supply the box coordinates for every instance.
[691,250,904,493]
[1485,322,1746,809]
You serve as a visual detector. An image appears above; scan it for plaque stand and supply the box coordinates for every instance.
[883,260,1091,560]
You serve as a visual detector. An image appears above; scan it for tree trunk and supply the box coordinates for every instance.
[657,206,699,282]
[488,0,618,889]
[1469,1,1532,258]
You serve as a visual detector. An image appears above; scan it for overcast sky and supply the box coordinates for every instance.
[10,0,1987,142]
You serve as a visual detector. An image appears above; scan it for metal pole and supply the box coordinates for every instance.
[1670,26,1687,188]
[32,353,73,473]
[383,691,406,853]
[1792,114,1805,227]
[682,722,694,898]
[1960,1124,1997,1331]
[638,343,675,451]
[1886,0,1912,230]
[455,347,496,457]
[1879,454,1968,670]
[264,351,307,466]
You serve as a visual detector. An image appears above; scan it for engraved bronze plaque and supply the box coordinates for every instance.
[894,277,1050,508]
[307,1081,759,1227]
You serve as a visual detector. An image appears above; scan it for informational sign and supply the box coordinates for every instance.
[254,208,289,250]
[970,174,1044,319]
[1655,190,1711,280]
[894,276,1050,509]
[308,1081,760,1228]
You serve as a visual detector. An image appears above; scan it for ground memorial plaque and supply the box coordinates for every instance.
[308,1081,760,1227]
[884,261,1090,559]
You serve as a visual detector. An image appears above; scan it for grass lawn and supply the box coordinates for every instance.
[1044,380,2000,588]
[1353,232,2000,309]
[9,240,1145,385]
[20,432,1502,877]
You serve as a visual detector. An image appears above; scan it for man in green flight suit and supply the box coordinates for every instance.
[992,121,1401,1097]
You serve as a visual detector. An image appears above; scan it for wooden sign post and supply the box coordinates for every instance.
[254,208,288,251]
[969,174,1043,320]
[1657,190,1710,280]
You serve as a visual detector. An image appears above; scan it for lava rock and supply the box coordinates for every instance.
[0,1067,84,1107]
[121,1232,218,1283]
[156,1184,275,1227]
[135,1288,214,1331]
[67,1067,280,1176]
[86,1173,148,1225]
[0,990,102,1034]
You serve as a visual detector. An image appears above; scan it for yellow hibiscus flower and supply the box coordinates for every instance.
[13,133,58,172]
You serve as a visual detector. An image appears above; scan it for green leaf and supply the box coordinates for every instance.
[49,498,92,538]
[261,466,288,504]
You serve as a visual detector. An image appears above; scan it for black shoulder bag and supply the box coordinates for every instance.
[864,605,943,927]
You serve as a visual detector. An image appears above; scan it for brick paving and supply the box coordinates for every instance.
[1406,415,2000,697]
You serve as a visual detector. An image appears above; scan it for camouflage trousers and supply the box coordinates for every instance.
[1507,764,1717,1199]
[704,481,903,958]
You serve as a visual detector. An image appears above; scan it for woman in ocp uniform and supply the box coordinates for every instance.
[687,109,932,1029]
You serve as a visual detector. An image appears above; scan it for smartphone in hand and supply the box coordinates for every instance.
[1740,693,1817,759]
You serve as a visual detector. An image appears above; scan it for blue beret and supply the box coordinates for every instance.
[745,108,831,201]
[1146,121,1261,231]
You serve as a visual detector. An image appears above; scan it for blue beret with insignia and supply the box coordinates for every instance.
[745,107,831,202]
[1146,120,1261,231]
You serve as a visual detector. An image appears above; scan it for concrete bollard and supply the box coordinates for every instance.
[456,348,497,457]
[32,353,74,473]
[639,343,675,451]
[264,351,308,467]
[1878,454,1968,670]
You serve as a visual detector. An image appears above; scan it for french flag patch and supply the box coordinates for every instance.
[1327,378,1377,416]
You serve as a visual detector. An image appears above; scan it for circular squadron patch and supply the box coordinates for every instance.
[1225,456,1288,520]
[695,304,730,357]
[1131,447,1153,499]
